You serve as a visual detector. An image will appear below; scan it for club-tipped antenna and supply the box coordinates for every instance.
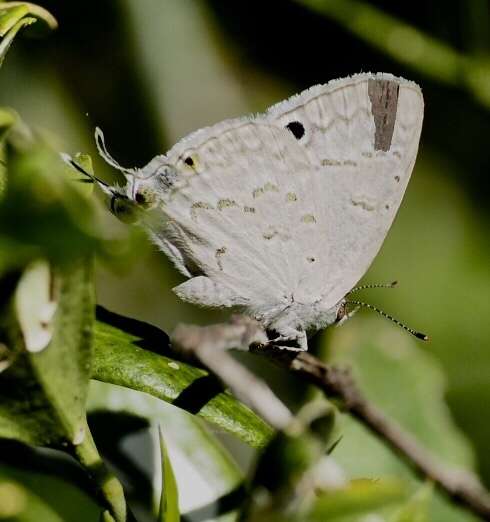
[348,281,398,294]
[95,127,137,177]
[346,299,429,341]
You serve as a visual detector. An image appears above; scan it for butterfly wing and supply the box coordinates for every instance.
[148,120,323,318]
[261,72,424,307]
[143,73,423,321]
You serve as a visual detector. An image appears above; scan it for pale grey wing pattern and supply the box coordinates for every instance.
[262,73,424,308]
[153,120,328,313]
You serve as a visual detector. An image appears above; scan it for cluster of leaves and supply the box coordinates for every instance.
[0,2,480,522]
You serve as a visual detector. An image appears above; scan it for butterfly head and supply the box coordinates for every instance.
[86,128,178,223]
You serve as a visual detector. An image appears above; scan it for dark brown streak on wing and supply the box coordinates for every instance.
[368,79,399,152]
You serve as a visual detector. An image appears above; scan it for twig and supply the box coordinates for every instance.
[252,344,490,520]
[172,316,293,431]
[171,316,490,521]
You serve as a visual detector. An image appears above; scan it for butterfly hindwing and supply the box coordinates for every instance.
[142,73,423,321]
[262,73,424,307]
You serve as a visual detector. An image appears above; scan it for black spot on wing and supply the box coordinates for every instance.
[285,121,305,140]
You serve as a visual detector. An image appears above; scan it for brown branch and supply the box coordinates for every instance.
[172,316,293,431]
[252,344,490,520]
[172,316,490,521]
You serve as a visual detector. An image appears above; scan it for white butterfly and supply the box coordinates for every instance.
[76,73,425,351]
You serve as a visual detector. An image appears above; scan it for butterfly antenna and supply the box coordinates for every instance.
[60,153,110,187]
[95,127,137,177]
[348,281,398,294]
[346,299,429,341]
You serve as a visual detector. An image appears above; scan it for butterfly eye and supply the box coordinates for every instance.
[135,192,146,204]
[134,188,155,209]
[285,121,305,140]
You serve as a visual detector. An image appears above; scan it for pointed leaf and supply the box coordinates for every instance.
[0,5,29,36]
[0,2,57,35]
[87,384,244,520]
[158,426,180,522]
[0,15,35,66]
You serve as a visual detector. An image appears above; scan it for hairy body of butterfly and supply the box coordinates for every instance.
[98,73,424,351]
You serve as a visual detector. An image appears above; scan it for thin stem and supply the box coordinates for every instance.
[73,419,127,522]
[252,344,490,521]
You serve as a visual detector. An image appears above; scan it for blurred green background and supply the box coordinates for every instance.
[1,1,490,520]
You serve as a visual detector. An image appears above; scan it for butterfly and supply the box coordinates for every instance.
[66,73,425,351]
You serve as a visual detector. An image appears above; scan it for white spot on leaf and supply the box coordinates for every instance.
[15,260,58,353]
[72,426,85,445]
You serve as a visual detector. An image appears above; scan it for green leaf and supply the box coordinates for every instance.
[0,258,94,446]
[0,107,15,143]
[158,426,180,522]
[0,477,64,521]
[0,1,57,67]
[92,308,273,448]
[392,483,433,522]
[251,403,336,496]
[100,511,117,522]
[0,128,127,520]
[0,257,129,520]
[242,402,341,521]
[308,479,407,521]
[87,382,245,521]
[0,461,100,521]
[0,108,15,199]
[0,2,57,36]
[0,5,29,37]
[0,137,117,270]
[325,319,478,522]
[0,15,35,67]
